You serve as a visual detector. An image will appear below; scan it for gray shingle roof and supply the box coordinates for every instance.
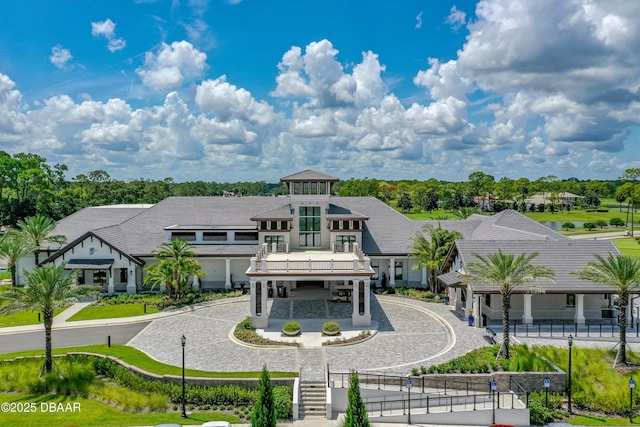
[455,240,622,294]
[51,206,149,250]
[250,204,293,220]
[326,204,369,220]
[280,169,339,182]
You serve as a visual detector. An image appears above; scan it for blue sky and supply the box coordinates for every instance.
[0,0,639,183]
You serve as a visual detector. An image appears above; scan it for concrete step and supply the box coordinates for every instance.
[300,381,327,418]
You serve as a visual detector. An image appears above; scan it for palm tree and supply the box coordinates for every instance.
[0,264,99,373]
[143,239,204,298]
[0,232,35,286]
[16,215,66,265]
[462,248,555,359]
[409,224,462,292]
[574,254,640,365]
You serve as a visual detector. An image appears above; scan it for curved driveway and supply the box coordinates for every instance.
[127,295,488,380]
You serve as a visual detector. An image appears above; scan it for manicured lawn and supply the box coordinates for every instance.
[570,415,640,426]
[0,394,240,427]
[614,237,640,257]
[0,344,297,378]
[0,308,65,328]
[67,303,159,321]
[524,209,631,224]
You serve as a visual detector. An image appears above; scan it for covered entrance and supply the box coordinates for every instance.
[246,244,375,328]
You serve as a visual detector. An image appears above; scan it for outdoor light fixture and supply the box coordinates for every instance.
[181,334,187,419]
[567,334,573,414]
[630,377,635,423]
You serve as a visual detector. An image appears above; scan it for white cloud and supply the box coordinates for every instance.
[137,41,207,89]
[91,18,126,52]
[415,11,423,29]
[49,45,73,69]
[446,6,466,29]
[195,75,277,125]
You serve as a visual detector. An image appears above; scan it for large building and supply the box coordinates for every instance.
[17,170,623,328]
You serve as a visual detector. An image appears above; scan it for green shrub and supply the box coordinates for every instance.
[528,391,566,425]
[322,321,340,333]
[283,321,301,334]
[583,222,595,230]
[562,222,575,231]
[239,317,256,330]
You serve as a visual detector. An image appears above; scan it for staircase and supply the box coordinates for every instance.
[299,380,326,418]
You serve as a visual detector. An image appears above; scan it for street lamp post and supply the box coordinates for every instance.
[181,334,187,419]
[567,335,573,414]
[630,377,635,423]
[491,381,497,425]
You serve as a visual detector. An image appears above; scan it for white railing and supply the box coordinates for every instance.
[249,256,370,273]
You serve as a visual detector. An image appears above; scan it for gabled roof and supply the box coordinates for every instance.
[451,239,621,294]
[250,204,293,221]
[41,230,143,266]
[467,210,566,241]
[49,205,149,250]
[280,169,339,182]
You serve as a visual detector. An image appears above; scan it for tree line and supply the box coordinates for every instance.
[1,150,638,226]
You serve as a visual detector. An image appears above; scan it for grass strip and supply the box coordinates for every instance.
[67,303,160,321]
[0,308,65,328]
[0,344,297,378]
[0,394,240,427]
[614,238,640,257]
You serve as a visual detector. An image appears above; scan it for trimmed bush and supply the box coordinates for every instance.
[583,222,595,230]
[282,321,301,335]
[322,321,340,334]
[562,222,575,231]
[610,217,625,227]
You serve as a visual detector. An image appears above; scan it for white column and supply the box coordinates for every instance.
[192,274,200,291]
[522,294,533,324]
[364,280,371,316]
[107,269,115,295]
[224,259,232,289]
[466,285,473,314]
[389,258,396,286]
[261,281,268,316]
[474,294,482,328]
[126,267,136,294]
[352,281,359,316]
[454,287,463,310]
[249,281,257,317]
[575,294,585,325]
[421,266,428,288]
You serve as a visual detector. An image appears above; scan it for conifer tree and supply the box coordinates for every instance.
[252,363,276,427]
[343,370,370,427]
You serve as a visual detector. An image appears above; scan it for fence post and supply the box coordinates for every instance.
[427,395,430,413]
[513,322,517,337]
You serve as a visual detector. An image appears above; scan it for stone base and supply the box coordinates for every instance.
[126,284,137,294]
[252,315,268,328]
[352,313,371,327]
[522,315,533,325]
[107,285,115,295]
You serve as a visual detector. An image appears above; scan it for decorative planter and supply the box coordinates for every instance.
[282,329,301,337]
[282,321,301,336]
[322,329,340,336]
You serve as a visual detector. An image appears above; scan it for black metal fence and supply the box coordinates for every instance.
[362,391,524,416]
[506,322,640,338]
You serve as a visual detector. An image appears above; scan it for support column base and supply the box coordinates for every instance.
[352,314,371,327]
[252,315,268,328]
[574,316,585,325]
[126,284,136,294]
[522,315,533,325]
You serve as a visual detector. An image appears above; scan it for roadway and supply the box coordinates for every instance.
[0,322,150,353]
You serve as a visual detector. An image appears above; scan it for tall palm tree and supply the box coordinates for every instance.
[144,239,204,298]
[574,254,640,365]
[0,232,35,286]
[0,264,99,373]
[16,215,66,265]
[462,248,555,359]
[409,224,462,292]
